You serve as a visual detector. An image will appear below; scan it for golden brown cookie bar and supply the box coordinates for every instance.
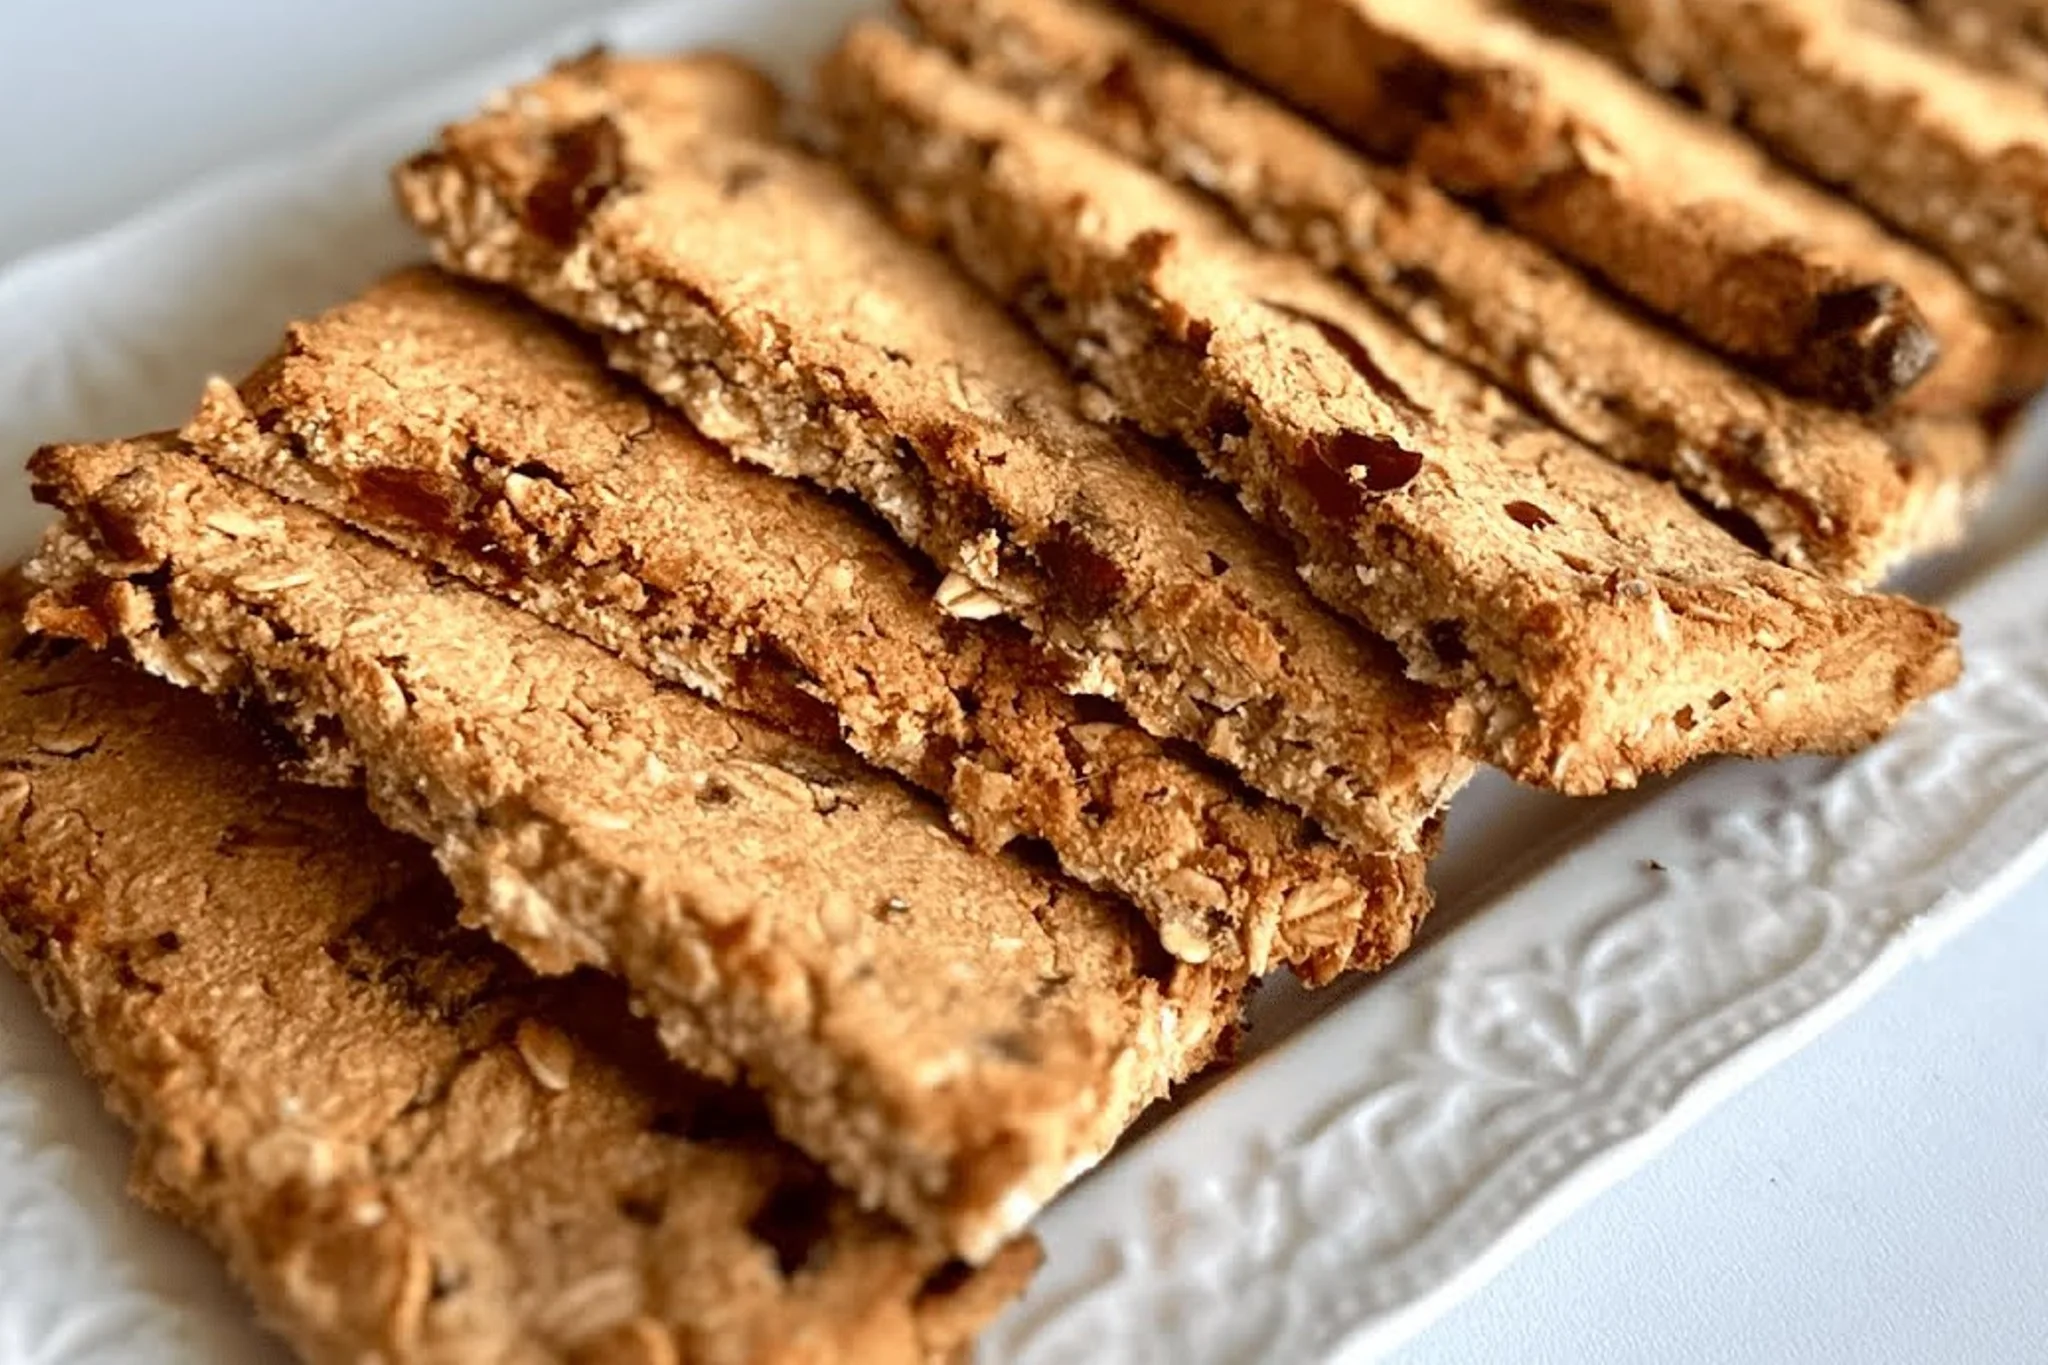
[394,52,1474,852]
[27,437,1241,1261]
[1123,0,2032,414]
[897,0,1989,583]
[0,580,1033,1365]
[824,26,1962,791]
[181,270,1431,983]
[1547,0,2048,325]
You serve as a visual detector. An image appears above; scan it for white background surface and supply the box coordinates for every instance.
[3,4,2045,1362]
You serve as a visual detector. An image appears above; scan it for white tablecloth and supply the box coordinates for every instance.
[3,3,2044,1360]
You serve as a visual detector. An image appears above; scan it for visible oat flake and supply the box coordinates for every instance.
[817,891,863,944]
[1160,867,1228,909]
[0,772,32,825]
[233,569,317,595]
[573,1318,679,1365]
[515,1018,576,1093]
[538,1268,642,1350]
[934,570,1006,620]
[205,509,280,540]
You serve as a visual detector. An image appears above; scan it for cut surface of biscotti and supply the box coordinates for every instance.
[824,25,1963,792]
[898,0,1992,583]
[1551,0,2048,324]
[0,575,1034,1365]
[27,437,1241,1261]
[181,267,1431,982]
[1124,0,2032,414]
[392,51,1475,852]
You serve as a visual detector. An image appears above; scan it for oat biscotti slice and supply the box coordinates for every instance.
[898,0,1986,584]
[1553,0,2048,324]
[182,269,1430,981]
[825,26,1961,791]
[0,582,1032,1365]
[393,52,1474,852]
[27,437,1241,1262]
[1122,0,2034,414]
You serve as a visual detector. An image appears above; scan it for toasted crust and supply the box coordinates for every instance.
[1885,411,2004,560]
[1562,0,2048,324]
[824,25,1962,792]
[26,438,1242,1260]
[180,269,1431,983]
[1880,0,2048,83]
[1123,0,2031,413]
[898,0,1985,583]
[0,575,1033,1365]
[393,51,1476,851]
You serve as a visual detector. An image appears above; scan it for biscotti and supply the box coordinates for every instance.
[0,578,1033,1365]
[824,25,1963,792]
[27,437,1242,1262]
[1123,0,2032,414]
[897,0,1988,583]
[394,52,1475,851]
[1556,0,2048,323]
[182,268,1430,981]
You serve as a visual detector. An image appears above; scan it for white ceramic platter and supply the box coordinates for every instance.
[3,2,2046,1361]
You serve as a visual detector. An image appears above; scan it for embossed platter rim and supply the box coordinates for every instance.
[1,2,2045,1361]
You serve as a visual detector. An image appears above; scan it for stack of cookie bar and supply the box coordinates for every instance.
[4,0,2040,1358]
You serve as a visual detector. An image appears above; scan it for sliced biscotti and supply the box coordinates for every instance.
[27,437,1242,1262]
[393,52,1474,852]
[0,581,1032,1365]
[824,26,1962,792]
[1123,0,2031,415]
[898,0,1983,584]
[1551,0,2048,324]
[182,269,1430,982]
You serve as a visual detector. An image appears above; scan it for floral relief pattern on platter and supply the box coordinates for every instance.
[982,611,2048,1364]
